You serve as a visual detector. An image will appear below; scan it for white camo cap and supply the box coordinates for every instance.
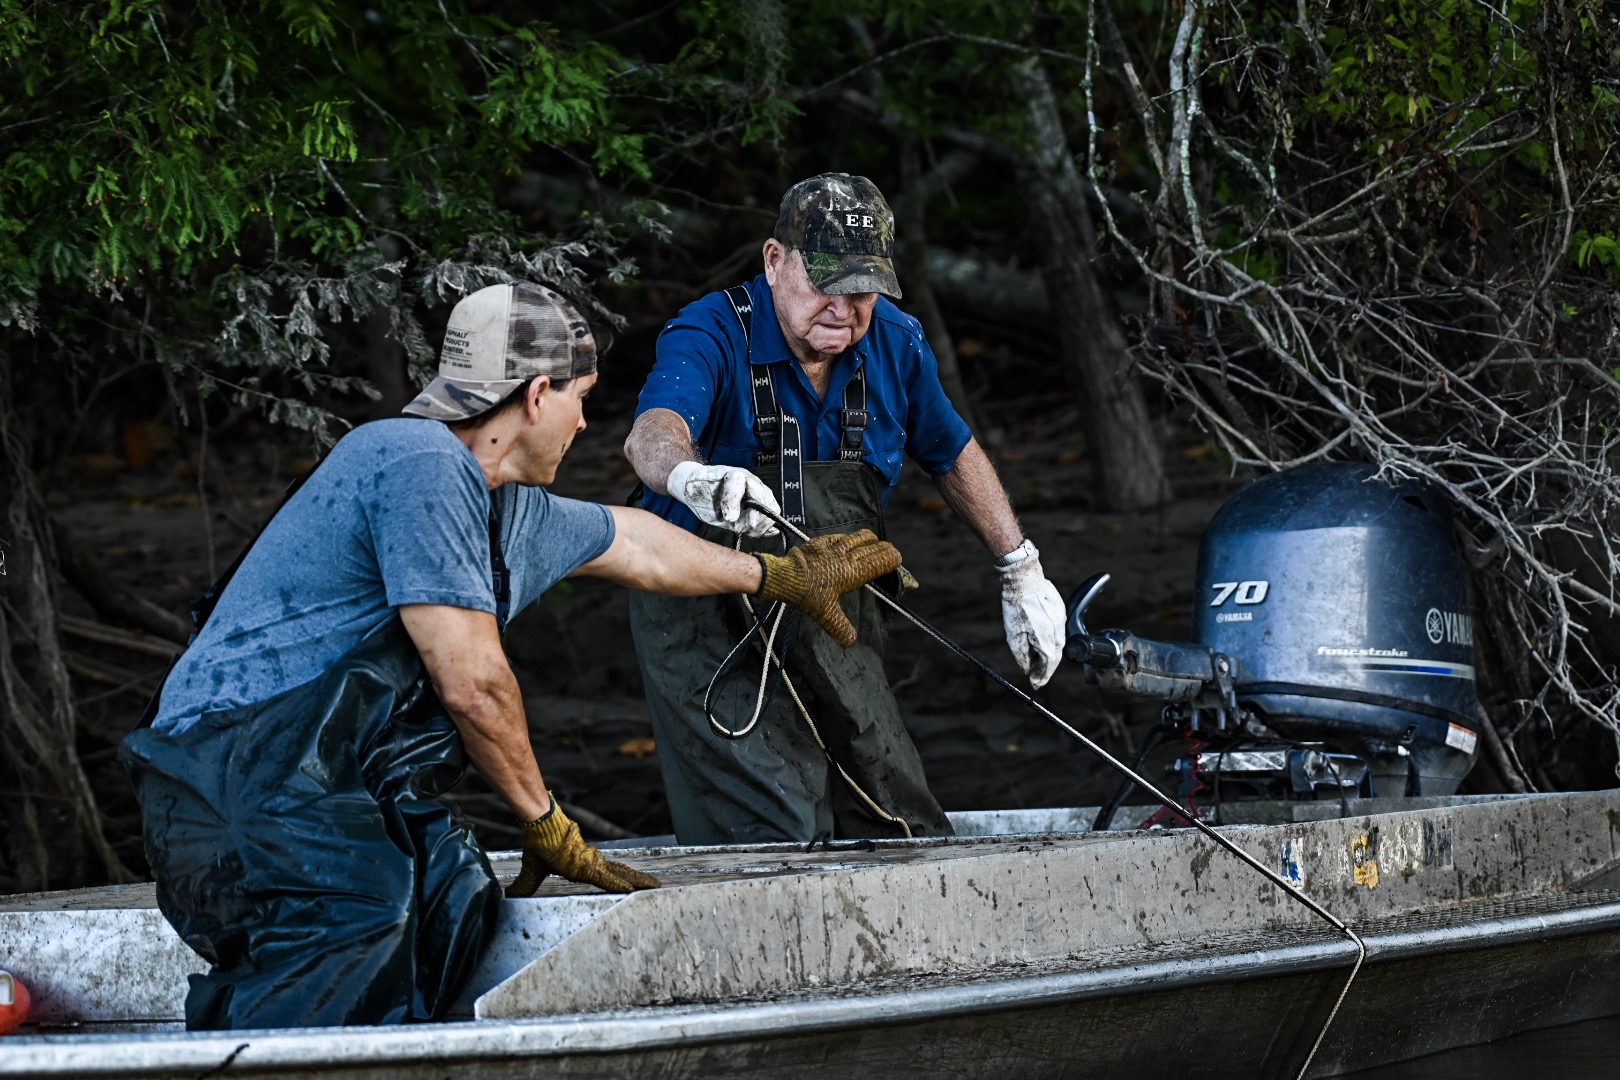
[403,282,599,421]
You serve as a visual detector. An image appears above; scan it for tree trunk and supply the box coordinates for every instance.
[366,301,410,418]
[1011,58,1168,511]
[895,138,980,433]
[0,361,131,892]
[367,244,410,418]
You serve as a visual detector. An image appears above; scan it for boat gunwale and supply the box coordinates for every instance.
[8,896,1620,1077]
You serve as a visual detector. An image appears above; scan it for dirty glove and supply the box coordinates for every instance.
[506,800,661,898]
[996,539,1066,690]
[667,461,781,537]
[757,529,902,648]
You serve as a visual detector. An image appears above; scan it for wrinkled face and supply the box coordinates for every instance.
[521,372,596,485]
[763,241,879,363]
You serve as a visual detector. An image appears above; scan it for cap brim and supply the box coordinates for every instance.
[401,375,527,421]
[804,252,902,300]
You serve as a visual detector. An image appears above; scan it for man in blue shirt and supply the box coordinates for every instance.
[121,281,901,1030]
[624,173,1068,845]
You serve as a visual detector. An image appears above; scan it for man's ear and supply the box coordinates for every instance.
[525,375,551,422]
[762,238,786,286]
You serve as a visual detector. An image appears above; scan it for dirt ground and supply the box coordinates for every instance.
[47,382,1242,867]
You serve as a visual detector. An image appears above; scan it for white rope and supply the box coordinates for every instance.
[745,592,914,839]
[705,599,788,741]
[704,539,916,838]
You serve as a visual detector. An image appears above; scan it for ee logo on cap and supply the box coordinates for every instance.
[844,213,875,228]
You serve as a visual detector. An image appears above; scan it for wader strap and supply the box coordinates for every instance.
[839,369,869,463]
[749,365,868,528]
[722,281,869,528]
[140,457,331,731]
[489,509,511,632]
[776,385,806,525]
[190,465,325,633]
[724,284,753,340]
[749,366,780,467]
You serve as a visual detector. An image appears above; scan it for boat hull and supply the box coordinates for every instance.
[6,898,1619,1079]
[4,792,1619,1078]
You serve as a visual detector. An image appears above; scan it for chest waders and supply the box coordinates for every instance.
[117,492,507,1030]
[628,284,952,846]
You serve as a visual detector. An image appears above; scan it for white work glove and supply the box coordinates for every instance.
[667,461,781,538]
[996,539,1066,690]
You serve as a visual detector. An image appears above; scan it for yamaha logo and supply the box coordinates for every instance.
[1425,608,1473,646]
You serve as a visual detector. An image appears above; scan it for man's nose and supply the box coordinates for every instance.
[827,294,854,318]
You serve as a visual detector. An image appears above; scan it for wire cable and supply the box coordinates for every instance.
[703,539,915,836]
[745,499,1363,1080]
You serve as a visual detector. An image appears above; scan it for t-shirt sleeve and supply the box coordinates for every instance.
[635,310,730,445]
[902,330,974,475]
[361,448,496,612]
[496,486,617,617]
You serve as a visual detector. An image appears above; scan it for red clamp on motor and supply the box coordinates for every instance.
[0,969,31,1035]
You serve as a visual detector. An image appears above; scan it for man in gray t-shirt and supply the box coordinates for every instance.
[154,419,617,735]
[121,282,903,1031]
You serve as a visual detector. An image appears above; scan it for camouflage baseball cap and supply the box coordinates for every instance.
[774,173,902,300]
[403,282,598,422]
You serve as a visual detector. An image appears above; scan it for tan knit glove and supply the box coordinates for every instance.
[757,529,903,647]
[505,801,661,898]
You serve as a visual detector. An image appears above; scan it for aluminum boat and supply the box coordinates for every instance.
[3,790,1619,1078]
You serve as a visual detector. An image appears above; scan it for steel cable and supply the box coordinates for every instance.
[743,499,1364,1080]
[702,542,915,836]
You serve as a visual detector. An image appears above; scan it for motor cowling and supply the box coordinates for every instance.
[1193,462,1481,796]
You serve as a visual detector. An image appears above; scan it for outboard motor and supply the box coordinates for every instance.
[1066,462,1481,816]
[1194,462,1480,797]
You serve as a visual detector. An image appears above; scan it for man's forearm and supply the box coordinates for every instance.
[935,438,1025,558]
[624,408,701,495]
[576,506,765,595]
[446,676,553,823]
[399,604,551,822]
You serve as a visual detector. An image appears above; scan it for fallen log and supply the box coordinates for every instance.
[50,518,192,644]
[61,650,160,700]
[59,615,185,659]
[925,247,1050,325]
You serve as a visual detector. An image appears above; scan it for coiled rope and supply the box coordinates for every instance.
[739,500,1363,1080]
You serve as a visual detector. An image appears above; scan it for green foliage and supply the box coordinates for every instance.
[485,30,649,177]
[1177,1,1620,290]
[1574,231,1620,277]
[0,0,652,436]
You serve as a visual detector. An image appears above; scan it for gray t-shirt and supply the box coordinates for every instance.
[153,418,615,734]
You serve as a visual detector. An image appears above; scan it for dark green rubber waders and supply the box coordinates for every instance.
[631,461,951,845]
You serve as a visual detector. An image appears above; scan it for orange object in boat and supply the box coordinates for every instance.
[0,969,31,1035]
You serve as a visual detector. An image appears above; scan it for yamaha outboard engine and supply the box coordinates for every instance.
[1066,462,1481,815]
[1194,462,1480,796]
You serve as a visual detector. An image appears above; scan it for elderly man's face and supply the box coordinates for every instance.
[764,240,879,364]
